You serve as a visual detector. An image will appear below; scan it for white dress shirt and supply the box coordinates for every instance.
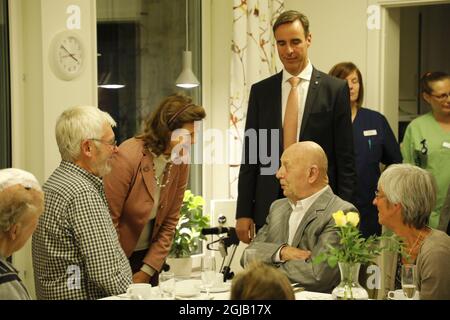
[281,60,313,140]
[287,185,329,245]
[275,185,329,262]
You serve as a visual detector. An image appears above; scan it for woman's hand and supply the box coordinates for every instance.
[132,270,151,283]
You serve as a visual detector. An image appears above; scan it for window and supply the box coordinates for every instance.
[96,0,202,193]
[0,0,11,169]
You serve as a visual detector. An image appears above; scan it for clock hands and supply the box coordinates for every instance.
[60,45,79,63]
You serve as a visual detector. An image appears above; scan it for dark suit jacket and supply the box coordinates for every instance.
[243,187,358,293]
[236,68,356,227]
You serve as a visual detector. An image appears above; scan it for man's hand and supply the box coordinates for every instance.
[236,217,255,244]
[280,246,311,261]
[132,270,151,283]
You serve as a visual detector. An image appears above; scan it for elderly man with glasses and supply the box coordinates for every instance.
[32,106,132,300]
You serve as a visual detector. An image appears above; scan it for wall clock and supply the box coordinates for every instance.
[49,31,85,80]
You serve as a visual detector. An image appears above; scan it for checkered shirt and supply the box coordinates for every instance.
[32,161,132,300]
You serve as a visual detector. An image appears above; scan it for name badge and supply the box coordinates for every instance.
[363,130,377,137]
[443,142,450,149]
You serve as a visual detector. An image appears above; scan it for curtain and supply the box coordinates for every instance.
[229,0,284,198]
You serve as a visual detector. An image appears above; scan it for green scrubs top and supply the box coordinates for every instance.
[401,112,450,229]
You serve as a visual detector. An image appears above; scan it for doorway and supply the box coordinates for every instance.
[398,3,450,142]
[372,0,450,143]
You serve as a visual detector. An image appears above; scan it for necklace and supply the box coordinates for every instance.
[403,229,428,263]
[153,162,173,188]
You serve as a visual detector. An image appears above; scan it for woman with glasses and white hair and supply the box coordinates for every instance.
[103,93,206,285]
[401,71,450,231]
[0,168,43,300]
[374,164,450,300]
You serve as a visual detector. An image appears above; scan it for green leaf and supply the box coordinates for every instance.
[169,190,210,258]
[328,256,338,268]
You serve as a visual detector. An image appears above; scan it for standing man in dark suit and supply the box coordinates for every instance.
[235,10,356,243]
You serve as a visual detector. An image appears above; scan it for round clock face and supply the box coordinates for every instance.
[50,31,85,80]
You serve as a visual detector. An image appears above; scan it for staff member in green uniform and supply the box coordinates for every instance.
[401,71,450,229]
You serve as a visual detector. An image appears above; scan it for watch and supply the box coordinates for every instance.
[49,31,85,80]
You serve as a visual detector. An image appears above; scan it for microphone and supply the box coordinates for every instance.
[201,226,230,235]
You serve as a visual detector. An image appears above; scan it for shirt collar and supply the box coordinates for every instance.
[282,60,313,83]
[60,161,104,192]
[288,185,329,210]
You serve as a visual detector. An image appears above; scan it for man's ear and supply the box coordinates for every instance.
[306,32,312,48]
[80,140,92,157]
[308,165,319,183]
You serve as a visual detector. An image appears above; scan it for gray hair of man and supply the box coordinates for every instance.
[55,106,116,162]
[0,168,43,234]
[378,163,437,229]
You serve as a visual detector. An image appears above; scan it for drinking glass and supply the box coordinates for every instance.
[401,264,417,299]
[159,271,175,299]
[201,256,216,298]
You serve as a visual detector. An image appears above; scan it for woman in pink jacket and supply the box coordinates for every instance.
[104,93,206,284]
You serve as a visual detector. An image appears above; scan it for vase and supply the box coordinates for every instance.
[332,262,369,300]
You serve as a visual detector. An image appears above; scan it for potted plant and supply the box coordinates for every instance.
[166,190,210,276]
[313,211,403,300]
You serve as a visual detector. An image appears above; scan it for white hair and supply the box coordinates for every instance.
[0,168,41,192]
[55,106,116,162]
[378,164,436,229]
[0,168,43,233]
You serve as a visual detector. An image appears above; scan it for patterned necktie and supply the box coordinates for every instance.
[284,77,301,150]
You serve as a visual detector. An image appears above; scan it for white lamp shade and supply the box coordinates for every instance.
[176,51,200,88]
[98,69,125,89]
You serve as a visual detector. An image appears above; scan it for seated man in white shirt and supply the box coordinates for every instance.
[241,141,358,293]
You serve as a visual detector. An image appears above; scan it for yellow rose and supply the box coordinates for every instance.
[332,210,347,227]
[346,211,360,227]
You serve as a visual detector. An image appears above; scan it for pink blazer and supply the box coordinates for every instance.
[103,138,189,272]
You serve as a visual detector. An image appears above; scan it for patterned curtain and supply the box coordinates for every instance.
[229,0,284,198]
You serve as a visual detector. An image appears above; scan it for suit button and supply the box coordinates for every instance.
[143,166,150,172]
[159,204,164,209]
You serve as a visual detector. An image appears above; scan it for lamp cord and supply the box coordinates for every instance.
[186,0,189,51]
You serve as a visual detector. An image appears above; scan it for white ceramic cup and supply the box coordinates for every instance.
[126,283,154,300]
[387,289,419,300]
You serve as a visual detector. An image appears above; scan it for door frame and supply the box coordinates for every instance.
[367,0,450,139]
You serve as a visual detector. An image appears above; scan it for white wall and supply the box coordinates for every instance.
[285,0,368,79]
[203,0,233,203]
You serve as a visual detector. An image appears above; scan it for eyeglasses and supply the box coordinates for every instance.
[374,190,386,199]
[89,138,117,147]
[430,92,450,101]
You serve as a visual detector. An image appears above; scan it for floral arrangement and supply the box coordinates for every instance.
[313,210,404,299]
[314,210,397,267]
[169,190,210,258]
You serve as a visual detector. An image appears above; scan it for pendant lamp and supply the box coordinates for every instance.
[175,0,200,88]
